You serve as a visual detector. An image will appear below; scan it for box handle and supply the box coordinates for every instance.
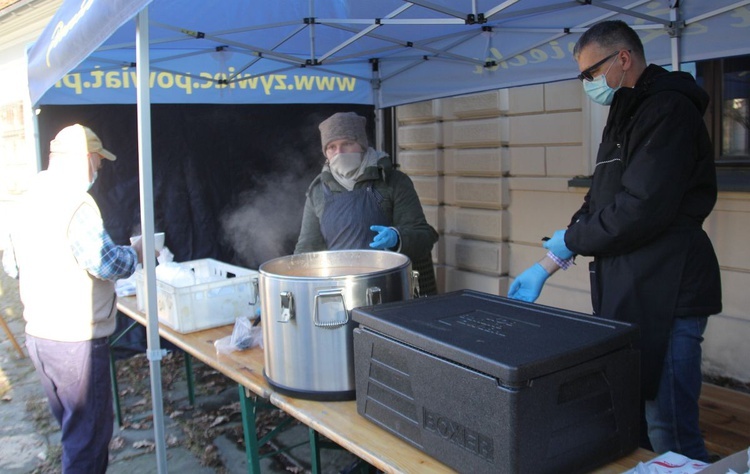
[313,288,348,328]
[279,291,294,323]
[412,270,421,298]
[366,286,382,306]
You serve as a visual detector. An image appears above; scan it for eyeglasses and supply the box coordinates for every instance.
[577,51,621,82]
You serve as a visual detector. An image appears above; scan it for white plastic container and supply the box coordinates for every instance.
[134,258,259,333]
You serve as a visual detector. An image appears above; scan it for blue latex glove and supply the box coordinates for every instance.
[369,225,398,250]
[542,229,574,260]
[507,263,550,303]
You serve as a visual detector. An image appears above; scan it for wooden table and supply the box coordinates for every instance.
[271,393,457,473]
[117,295,655,474]
[272,392,656,474]
[117,296,270,399]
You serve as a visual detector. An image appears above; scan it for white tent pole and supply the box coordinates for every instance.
[135,7,169,473]
[371,59,383,150]
[670,1,682,71]
[31,109,42,173]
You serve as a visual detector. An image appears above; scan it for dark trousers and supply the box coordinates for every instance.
[645,316,709,461]
[26,335,113,474]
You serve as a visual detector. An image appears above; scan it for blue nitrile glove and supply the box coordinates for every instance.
[369,225,399,250]
[507,263,550,303]
[543,229,574,260]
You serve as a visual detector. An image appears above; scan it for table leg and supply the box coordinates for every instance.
[184,352,195,405]
[109,320,140,427]
[309,428,321,474]
[239,385,262,474]
[109,349,123,426]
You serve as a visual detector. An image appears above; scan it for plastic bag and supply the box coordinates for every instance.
[214,315,262,354]
[154,251,196,287]
[157,246,174,265]
[624,452,708,474]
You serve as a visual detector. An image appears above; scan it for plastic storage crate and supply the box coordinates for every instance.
[135,258,259,333]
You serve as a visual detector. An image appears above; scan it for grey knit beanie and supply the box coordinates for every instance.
[319,112,368,154]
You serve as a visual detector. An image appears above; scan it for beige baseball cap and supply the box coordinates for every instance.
[50,124,117,161]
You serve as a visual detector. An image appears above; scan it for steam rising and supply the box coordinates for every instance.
[220,160,318,269]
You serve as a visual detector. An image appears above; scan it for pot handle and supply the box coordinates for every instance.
[313,288,348,328]
[366,286,381,306]
[249,277,259,305]
[279,291,294,323]
[412,270,421,298]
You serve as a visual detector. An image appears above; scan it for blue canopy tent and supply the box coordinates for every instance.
[28,0,750,109]
[26,1,750,471]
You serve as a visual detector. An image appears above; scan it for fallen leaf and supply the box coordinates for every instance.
[209,415,229,428]
[133,439,156,451]
[131,421,152,430]
[109,436,126,451]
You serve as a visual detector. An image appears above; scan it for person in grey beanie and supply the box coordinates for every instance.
[295,111,439,295]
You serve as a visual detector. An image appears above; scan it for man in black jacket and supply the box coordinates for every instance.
[508,20,721,462]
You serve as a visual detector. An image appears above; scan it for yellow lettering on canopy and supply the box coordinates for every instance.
[528,49,548,63]
[53,68,358,97]
[174,74,193,94]
[730,7,750,27]
[156,72,174,88]
[198,73,213,89]
[105,71,122,88]
[62,73,82,95]
[90,69,104,88]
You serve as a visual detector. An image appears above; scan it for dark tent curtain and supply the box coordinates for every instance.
[37,103,375,268]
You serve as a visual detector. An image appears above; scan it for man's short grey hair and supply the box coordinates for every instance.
[574,20,645,62]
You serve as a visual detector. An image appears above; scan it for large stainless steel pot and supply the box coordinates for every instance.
[259,250,416,400]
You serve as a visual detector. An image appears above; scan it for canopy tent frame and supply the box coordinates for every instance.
[25,2,750,472]
[30,1,750,109]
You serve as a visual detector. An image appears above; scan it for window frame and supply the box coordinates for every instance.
[698,56,750,168]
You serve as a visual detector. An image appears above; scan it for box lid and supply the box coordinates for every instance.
[351,289,638,384]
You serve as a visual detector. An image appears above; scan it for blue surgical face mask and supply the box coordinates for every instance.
[582,56,624,106]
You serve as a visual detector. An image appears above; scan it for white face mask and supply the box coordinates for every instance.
[88,171,98,190]
[329,152,363,177]
[87,157,98,190]
[328,152,364,191]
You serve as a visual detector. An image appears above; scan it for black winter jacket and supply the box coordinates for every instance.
[565,65,722,398]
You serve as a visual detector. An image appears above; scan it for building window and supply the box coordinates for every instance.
[697,55,750,166]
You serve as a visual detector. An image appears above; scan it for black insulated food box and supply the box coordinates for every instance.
[352,290,640,474]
